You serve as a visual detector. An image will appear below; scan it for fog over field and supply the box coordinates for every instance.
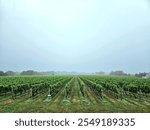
[0,0,150,73]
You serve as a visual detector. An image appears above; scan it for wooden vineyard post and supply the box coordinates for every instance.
[29,88,33,98]
[11,87,15,99]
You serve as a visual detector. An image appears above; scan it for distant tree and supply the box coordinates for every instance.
[49,71,55,75]
[110,70,127,76]
[5,71,16,76]
[20,70,38,75]
[95,72,105,75]
[135,72,147,78]
[0,71,6,76]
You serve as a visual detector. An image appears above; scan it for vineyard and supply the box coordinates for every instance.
[0,75,150,112]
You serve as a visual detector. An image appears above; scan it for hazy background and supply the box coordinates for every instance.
[0,0,150,73]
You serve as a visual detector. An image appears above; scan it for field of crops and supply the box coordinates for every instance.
[0,75,150,113]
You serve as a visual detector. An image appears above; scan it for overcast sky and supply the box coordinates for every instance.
[0,0,150,73]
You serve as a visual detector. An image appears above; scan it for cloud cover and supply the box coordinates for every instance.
[0,0,150,73]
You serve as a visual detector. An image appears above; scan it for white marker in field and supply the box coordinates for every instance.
[48,94,51,97]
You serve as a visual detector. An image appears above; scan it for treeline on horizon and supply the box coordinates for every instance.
[0,70,149,78]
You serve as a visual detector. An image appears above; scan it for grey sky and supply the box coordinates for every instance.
[0,0,150,73]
